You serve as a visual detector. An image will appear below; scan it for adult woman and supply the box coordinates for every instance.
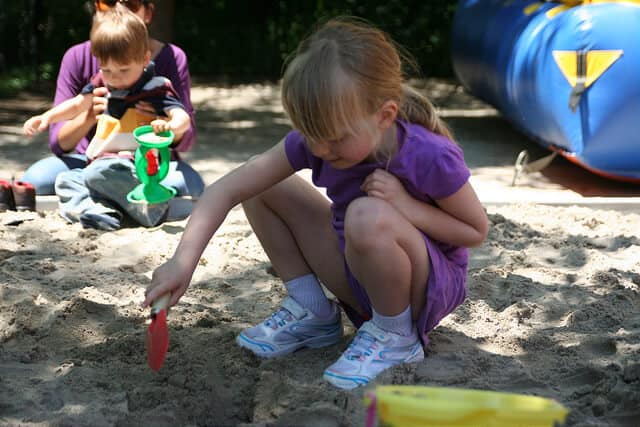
[22,0,204,198]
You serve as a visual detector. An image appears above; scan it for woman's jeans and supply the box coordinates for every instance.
[24,154,205,230]
[22,154,204,198]
[22,154,88,195]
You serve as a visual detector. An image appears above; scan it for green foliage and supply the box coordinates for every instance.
[4,0,459,84]
[0,72,32,98]
[1,1,93,77]
[0,64,55,98]
[175,1,458,79]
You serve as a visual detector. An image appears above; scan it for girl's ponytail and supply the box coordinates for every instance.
[400,84,453,141]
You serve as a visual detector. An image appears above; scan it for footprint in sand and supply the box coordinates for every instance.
[41,296,118,349]
[581,336,618,357]
[0,248,16,262]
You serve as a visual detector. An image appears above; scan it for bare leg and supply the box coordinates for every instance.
[344,197,430,319]
[242,174,362,312]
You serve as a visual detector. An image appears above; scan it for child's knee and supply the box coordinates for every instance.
[84,159,135,188]
[344,197,395,248]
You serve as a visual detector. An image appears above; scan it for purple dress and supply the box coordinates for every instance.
[48,41,196,158]
[284,121,470,345]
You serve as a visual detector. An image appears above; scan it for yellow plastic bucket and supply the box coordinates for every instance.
[364,386,568,427]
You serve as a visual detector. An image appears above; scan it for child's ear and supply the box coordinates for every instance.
[377,100,398,130]
[144,50,152,65]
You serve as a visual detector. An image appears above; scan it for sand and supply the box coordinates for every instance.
[1,80,639,426]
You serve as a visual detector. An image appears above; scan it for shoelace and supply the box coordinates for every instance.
[264,307,294,330]
[345,331,379,361]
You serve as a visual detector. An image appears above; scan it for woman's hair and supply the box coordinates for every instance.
[90,3,149,64]
[90,0,153,16]
[281,17,452,143]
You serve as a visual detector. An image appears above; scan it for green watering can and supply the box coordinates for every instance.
[127,125,177,204]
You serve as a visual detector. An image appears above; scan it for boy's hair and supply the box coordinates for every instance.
[281,17,452,143]
[90,3,149,64]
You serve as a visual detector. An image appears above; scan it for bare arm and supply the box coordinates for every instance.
[23,93,93,136]
[143,139,295,308]
[409,182,488,247]
[57,87,108,152]
[57,112,99,151]
[150,107,191,140]
[362,170,489,247]
[48,43,98,155]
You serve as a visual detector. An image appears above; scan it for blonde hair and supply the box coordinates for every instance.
[90,4,149,64]
[281,17,453,144]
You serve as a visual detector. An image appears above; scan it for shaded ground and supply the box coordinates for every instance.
[0,80,639,427]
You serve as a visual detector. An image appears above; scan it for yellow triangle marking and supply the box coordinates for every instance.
[585,51,624,86]
[552,50,624,87]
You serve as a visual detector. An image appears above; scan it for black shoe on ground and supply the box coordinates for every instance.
[12,181,36,212]
[0,180,16,212]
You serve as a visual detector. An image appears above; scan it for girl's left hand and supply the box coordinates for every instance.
[361,169,411,212]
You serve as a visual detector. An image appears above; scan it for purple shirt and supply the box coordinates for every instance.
[285,121,470,342]
[49,40,196,157]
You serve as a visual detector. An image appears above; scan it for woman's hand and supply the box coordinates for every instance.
[142,257,194,309]
[361,169,412,214]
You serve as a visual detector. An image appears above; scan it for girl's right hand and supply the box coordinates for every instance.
[142,258,193,309]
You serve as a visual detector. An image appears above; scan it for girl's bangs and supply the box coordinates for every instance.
[283,56,368,142]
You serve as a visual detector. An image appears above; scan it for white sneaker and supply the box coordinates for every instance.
[323,321,424,389]
[236,296,342,358]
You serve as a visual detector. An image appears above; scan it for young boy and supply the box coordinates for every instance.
[23,5,191,230]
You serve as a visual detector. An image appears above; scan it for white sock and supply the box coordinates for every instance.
[372,305,413,336]
[284,274,332,318]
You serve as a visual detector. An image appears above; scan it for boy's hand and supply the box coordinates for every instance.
[23,115,49,136]
[89,87,109,120]
[150,118,172,134]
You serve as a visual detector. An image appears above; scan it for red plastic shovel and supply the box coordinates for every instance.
[146,293,171,372]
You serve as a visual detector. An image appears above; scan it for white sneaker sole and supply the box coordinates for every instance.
[323,345,425,389]
[236,329,343,358]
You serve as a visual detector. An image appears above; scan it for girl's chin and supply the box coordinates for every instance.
[329,160,356,169]
[327,159,344,167]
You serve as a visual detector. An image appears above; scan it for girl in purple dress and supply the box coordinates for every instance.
[144,17,489,389]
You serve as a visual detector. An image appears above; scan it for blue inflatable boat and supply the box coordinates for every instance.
[451,0,640,181]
